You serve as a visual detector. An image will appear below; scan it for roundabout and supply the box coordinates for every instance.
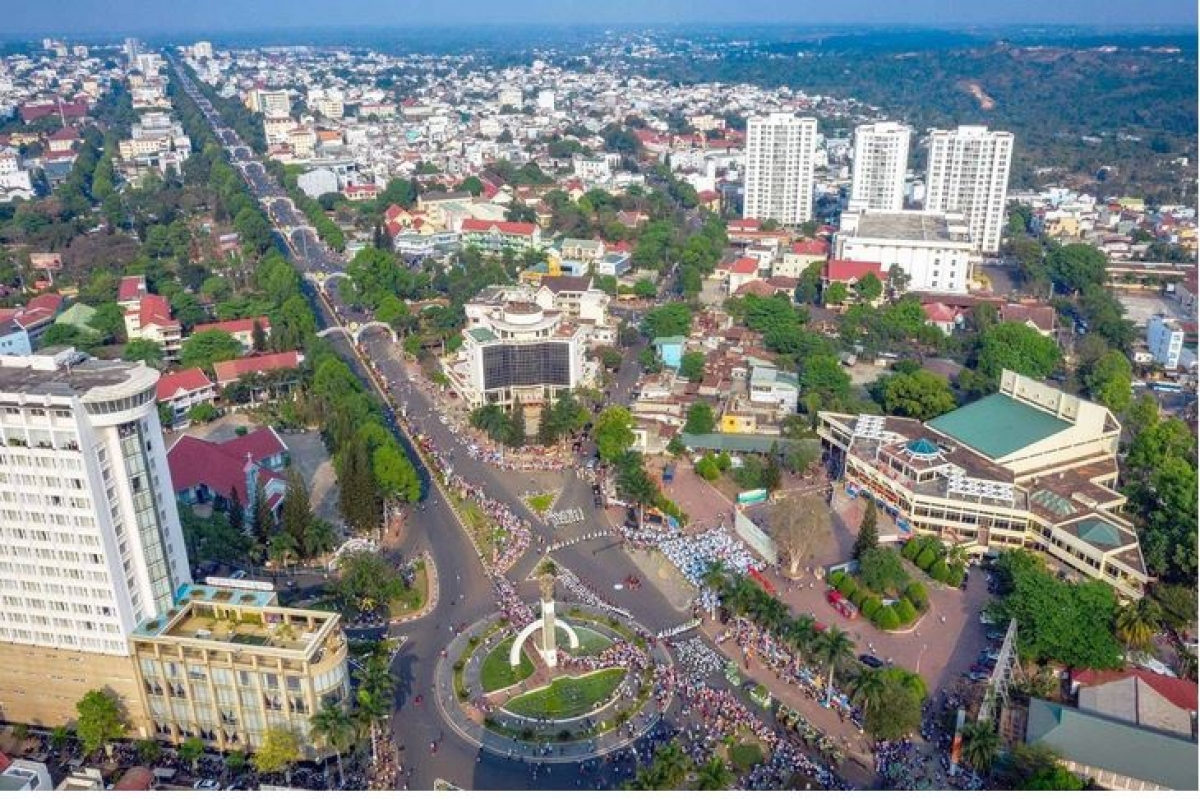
[434,588,675,763]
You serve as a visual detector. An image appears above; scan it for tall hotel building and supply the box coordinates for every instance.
[849,122,911,212]
[924,125,1014,254]
[0,349,190,726]
[0,350,349,752]
[743,113,818,226]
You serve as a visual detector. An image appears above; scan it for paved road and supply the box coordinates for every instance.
[172,58,695,789]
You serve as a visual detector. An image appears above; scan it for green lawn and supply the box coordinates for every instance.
[481,636,535,692]
[526,493,556,514]
[562,626,613,656]
[729,742,764,771]
[504,667,625,719]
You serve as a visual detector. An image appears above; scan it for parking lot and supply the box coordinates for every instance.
[1114,291,1185,326]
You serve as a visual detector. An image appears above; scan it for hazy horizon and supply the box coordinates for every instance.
[5,0,1196,38]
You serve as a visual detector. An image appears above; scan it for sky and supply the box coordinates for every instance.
[4,0,1196,36]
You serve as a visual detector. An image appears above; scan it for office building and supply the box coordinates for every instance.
[924,125,1013,253]
[0,349,190,727]
[1146,315,1185,370]
[444,285,598,412]
[850,122,910,211]
[819,370,1149,601]
[248,89,291,117]
[743,113,818,226]
[130,585,348,754]
[835,209,974,293]
[191,41,213,60]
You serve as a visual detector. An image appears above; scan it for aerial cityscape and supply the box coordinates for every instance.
[0,0,1196,792]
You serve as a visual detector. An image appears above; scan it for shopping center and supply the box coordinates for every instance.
[818,370,1149,600]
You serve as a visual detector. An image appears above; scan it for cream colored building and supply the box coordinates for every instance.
[819,370,1149,600]
[130,585,349,754]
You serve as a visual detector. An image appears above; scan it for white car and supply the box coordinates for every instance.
[193,779,220,790]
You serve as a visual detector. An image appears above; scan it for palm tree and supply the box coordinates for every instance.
[787,615,817,660]
[848,667,887,715]
[653,743,689,789]
[354,654,395,763]
[1115,599,1161,651]
[701,561,727,593]
[267,533,298,570]
[49,726,71,755]
[310,703,355,787]
[960,720,1003,775]
[813,628,855,705]
[695,756,733,790]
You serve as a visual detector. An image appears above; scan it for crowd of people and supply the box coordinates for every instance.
[493,575,536,630]
[719,618,863,732]
[558,566,633,619]
[657,526,764,586]
[420,443,534,575]
[368,727,403,790]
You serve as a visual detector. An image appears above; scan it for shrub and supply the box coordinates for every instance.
[905,582,928,610]
[930,560,952,584]
[915,548,938,571]
[861,596,883,619]
[875,606,900,630]
[828,571,846,590]
[901,538,921,560]
[894,597,918,625]
[947,564,966,587]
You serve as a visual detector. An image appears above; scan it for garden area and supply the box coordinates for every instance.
[503,667,626,719]
[828,548,928,631]
[523,492,557,516]
[480,636,535,692]
[457,499,507,560]
[902,535,968,587]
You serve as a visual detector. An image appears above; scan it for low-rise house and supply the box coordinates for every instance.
[459,219,542,253]
[192,316,271,353]
[212,350,303,389]
[156,368,216,428]
[999,302,1057,337]
[167,426,289,516]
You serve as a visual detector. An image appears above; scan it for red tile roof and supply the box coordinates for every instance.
[729,257,759,275]
[733,279,778,297]
[194,316,270,336]
[791,239,828,256]
[824,259,886,283]
[25,293,63,313]
[922,302,958,324]
[213,351,302,384]
[1000,303,1056,333]
[1073,668,1198,712]
[460,218,537,236]
[156,368,213,401]
[728,218,761,233]
[48,127,80,142]
[119,275,147,302]
[137,294,176,328]
[167,431,286,505]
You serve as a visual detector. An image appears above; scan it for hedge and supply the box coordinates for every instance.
[905,582,928,610]
[894,597,918,625]
[875,606,900,630]
[901,538,921,560]
[828,571,847,591]
[861,596,883,619]
[947,564,966,586]
[915,548,938,571]
[930,560,952,584]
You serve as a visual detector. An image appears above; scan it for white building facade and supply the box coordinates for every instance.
[924,125,1013,254]
[836,209,975,294]
[850,122,910,212]
[1146,315,1185,370]
[0,350,190,657]
[744,113,818,226]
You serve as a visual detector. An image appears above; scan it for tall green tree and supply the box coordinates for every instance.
[279,468,313,557]
[977,322,1061,380]
[594,407,635,462]
[253,727,301,784]
[853,501,879,560]
[75,690,126,758]
[338,435,382,533]
[180,329,241,370]
[309,703,355,787]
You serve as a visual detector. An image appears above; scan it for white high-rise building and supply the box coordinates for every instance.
[850,122,910,211]
[191,41,213,60]
[743,113,818,226]
[924,125,1014,254]
[248,88,291,117]
[0,349,190,657]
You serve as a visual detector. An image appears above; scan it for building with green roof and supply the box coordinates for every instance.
[1025,698,1197,791]
[816,370,1149,601]
[926,392,1072,460]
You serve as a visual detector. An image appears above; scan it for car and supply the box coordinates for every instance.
[230,570,247,580]
[967,669,991,682]
[193,779,221,790]
[858,654,884,669]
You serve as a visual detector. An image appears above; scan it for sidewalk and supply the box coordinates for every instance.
[698,618,876,772]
